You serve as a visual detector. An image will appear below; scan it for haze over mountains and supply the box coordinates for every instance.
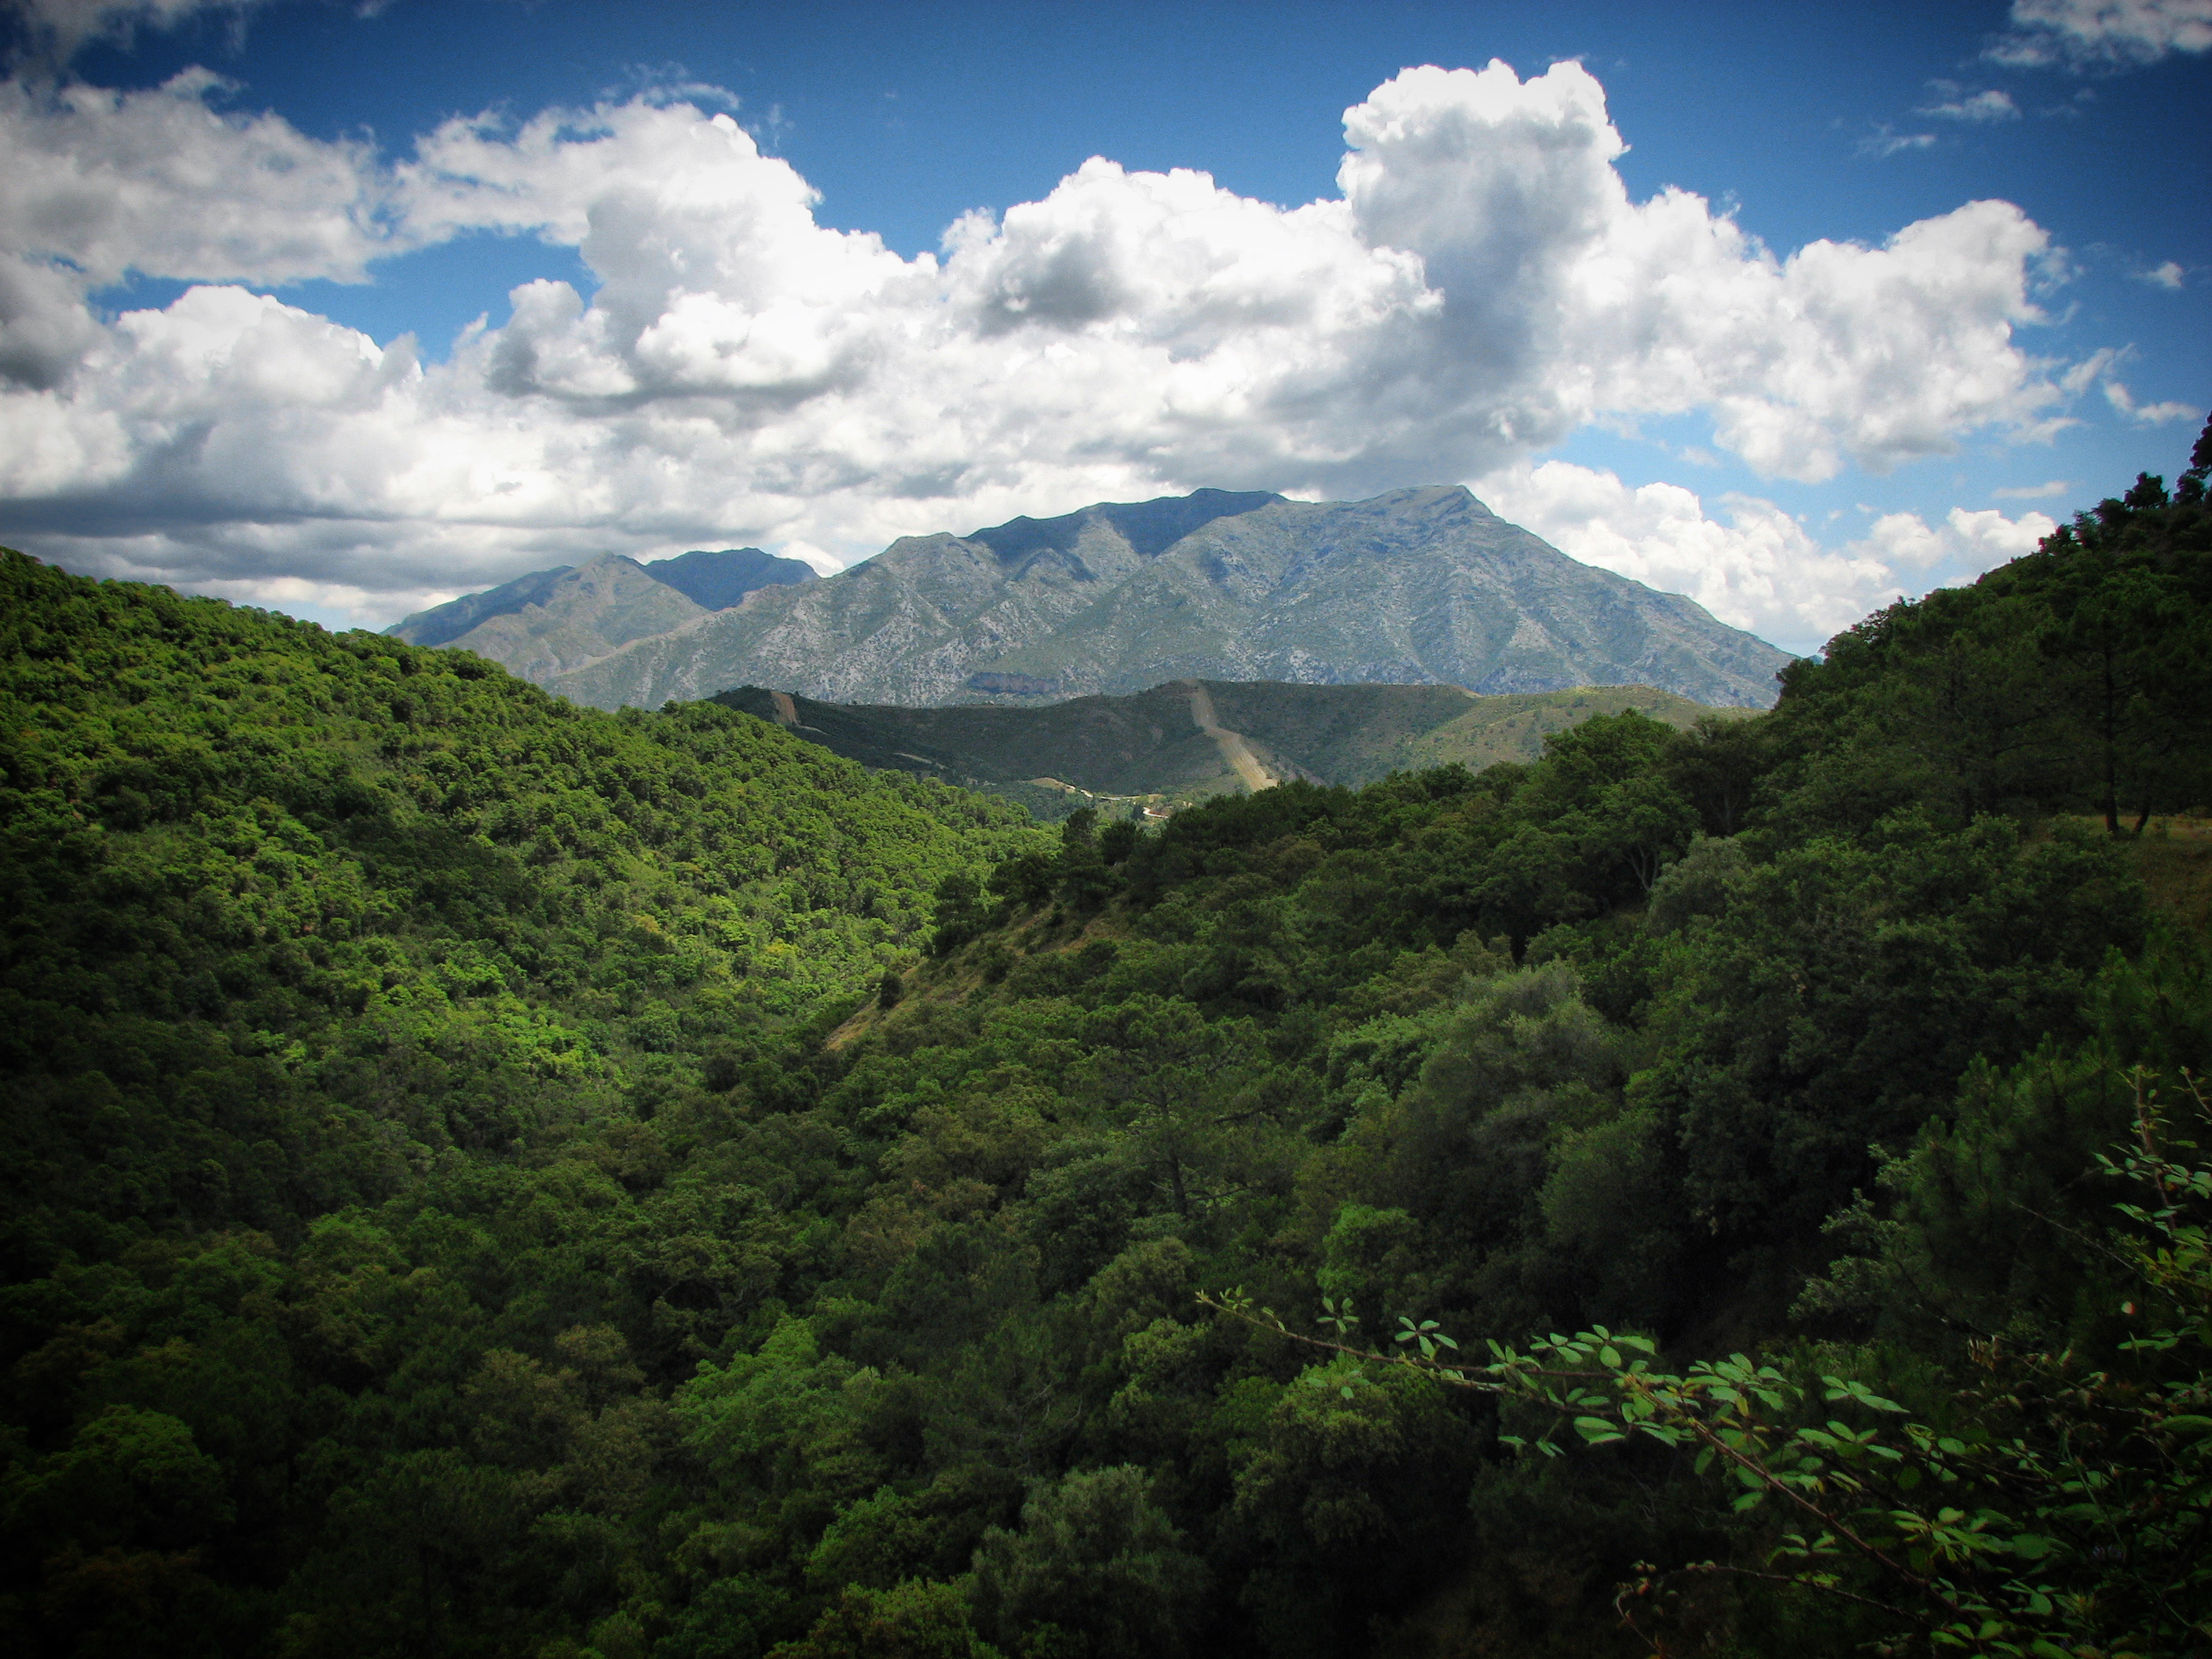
[391,489,1793,710]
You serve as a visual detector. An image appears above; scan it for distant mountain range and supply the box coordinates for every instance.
[390,488,1792,709]
[712,678,1745,819]
[386,547,815,678]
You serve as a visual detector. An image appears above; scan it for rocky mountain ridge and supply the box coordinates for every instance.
[384,546,816,675]
[405,489,1793,709]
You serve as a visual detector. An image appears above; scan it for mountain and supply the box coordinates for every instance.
[643,545,821,610]
[532,486,1791,712]
[383,562,578,649]
[391,555,712,680]
[713,678,1745,817]
[384,545,815,670]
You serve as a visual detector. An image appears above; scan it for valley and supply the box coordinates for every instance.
[2,435,2208,1659]
[3,6,2203,1652]
[714,677,1744,817]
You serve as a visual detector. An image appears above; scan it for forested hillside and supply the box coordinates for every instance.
[2,431,2210,1659]
[711,680,1737,819]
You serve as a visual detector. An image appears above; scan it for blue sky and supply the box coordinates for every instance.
[1,0,2205,650]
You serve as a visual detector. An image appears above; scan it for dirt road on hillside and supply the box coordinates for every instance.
[1183,682,1276,793]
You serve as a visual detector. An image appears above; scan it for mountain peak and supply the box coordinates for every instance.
[643,546,815,609]
[388,545,815,652]
[1319,484,1488,518]
[387,563,576,649]
[528,485,1791,711]
[966,488,1283,566]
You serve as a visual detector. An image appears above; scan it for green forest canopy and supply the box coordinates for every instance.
[3,425,2210,1658]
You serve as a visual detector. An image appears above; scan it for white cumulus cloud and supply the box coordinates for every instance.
[0,59,2094,627]
[0,71,394,290]
[1858,504,2058,571]
[1475,460,1894,649]
[1475,460,2057,654]
[2103,378,2199,424]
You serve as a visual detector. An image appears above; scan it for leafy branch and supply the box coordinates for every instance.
[1199,1067,2212,1657]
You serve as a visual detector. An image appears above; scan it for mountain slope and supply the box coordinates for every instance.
[385,561,577,648]
[547,486,1791,711]
[713,678,1745,815]
[632,545,819,610]
[386,546,816,666]
[0,547,1042,1042]
[422,555,713,679]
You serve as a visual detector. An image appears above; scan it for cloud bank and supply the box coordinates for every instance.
[1474,462,2056,649]
[0,58,2097,646]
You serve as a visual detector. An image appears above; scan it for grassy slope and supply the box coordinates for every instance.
[2120,815,2212,933]
[1207,681,1741,786]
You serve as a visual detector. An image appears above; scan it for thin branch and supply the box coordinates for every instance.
[1643,1561,1925,1623]
[1197,1292,1963,1616]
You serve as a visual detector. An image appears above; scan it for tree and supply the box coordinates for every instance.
[1206,1064,2212,1659]
[931,871,991,956]
[1075,996,1269,1218]
[1663,713,1774,838]
[2033,495,2210,834]
[971,1467,1209,1659]
[771,1580,999,1659]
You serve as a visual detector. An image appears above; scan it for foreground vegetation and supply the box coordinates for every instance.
[3,427,2209,1657]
